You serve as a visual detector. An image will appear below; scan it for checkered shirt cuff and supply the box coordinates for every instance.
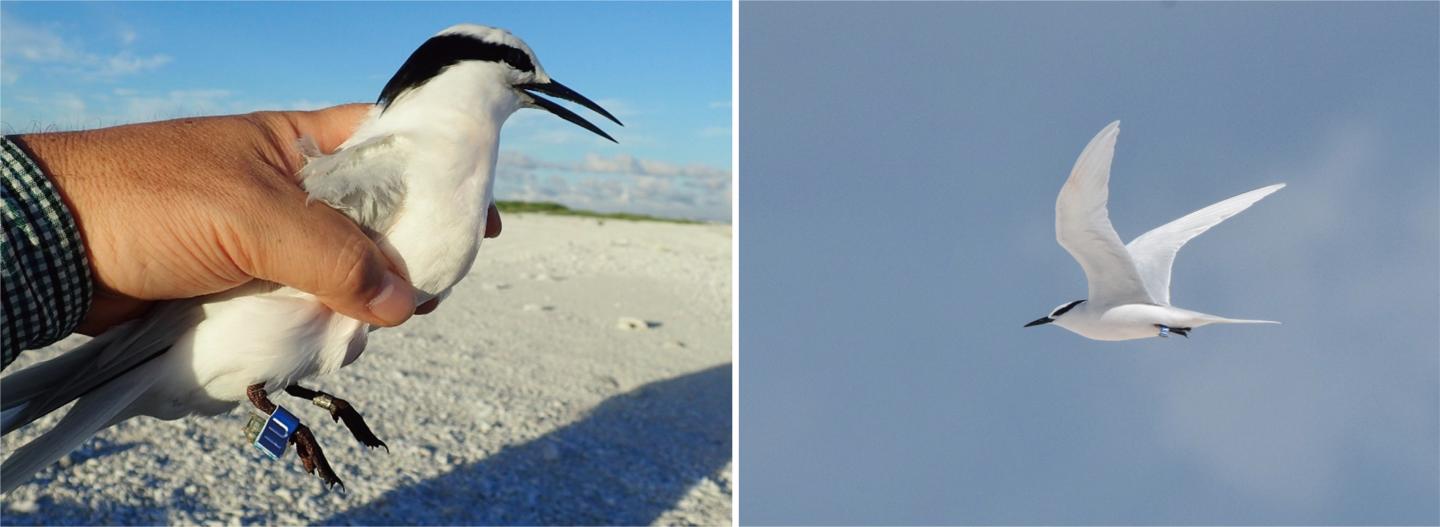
[2,136,93,368]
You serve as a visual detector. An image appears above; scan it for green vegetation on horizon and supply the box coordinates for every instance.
[494,201,703,224]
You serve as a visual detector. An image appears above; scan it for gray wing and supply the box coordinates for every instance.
[299,133,409,235]
[1126,183,1285,305]
[1055,121,1155,306]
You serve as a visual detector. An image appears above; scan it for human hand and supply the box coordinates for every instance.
[15,104,501,334]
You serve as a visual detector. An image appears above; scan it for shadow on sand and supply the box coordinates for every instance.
[322,364,731,525]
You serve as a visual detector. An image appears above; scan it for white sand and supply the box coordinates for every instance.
[1,214,733,525]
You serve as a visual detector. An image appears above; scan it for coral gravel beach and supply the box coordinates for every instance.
[1,213,733,525]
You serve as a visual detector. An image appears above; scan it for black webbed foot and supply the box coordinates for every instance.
[246,383,345,490]
[286,385,389,452]
[292,424,344,490]
[1155,325,1191,338]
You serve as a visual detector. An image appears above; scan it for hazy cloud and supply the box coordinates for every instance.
[121,89,232,122]
[699,125,731,138]
[494,150,731,220]
[1153,119,1437,510]
[102,51,172,76]
[0,12,171,80]
[501,151,729,183]
[0,89,336,133]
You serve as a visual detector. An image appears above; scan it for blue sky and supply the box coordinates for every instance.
[0,2,731,221]
[741,2,1437,524]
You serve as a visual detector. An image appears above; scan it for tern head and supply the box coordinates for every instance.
[376,24,622,142]
[1025,299,1085,328]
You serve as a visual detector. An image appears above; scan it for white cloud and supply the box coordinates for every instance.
[495,152,732,222]
[121,89,232,122]
[699,125,731,138]
[0,12,170,80]
[1,87,349,131]
[53,93,86,115]
[580,153,730,182]
[1152,118,1437,510]
[102,51,172,76]
[1,15,77,63]
[500,150,730,183]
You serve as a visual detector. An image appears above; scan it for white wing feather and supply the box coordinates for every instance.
[1126,183,1285,305]
[1056,121,1155,306]
[1,358,163,494]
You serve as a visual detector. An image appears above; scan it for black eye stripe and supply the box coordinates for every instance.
[377,33,535,109]
[1052,299,1085,317]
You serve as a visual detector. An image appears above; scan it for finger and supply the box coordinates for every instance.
[485,204,502,238]
[290,104,373,153]
[262,104,374,177]
[415,297,442,315]
[232,188,416,327]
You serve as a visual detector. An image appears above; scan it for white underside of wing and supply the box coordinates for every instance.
[1055,121,1155,306]
[1125,183,1285,305]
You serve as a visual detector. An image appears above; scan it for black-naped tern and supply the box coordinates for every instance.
[1025,121,1281,341]
[1,24,620,491]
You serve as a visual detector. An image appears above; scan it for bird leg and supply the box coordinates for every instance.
[285,384,388,452]
[246,383,344,490]
[1155,325,1191,338]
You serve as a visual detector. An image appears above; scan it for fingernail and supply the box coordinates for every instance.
[367,271,416,325]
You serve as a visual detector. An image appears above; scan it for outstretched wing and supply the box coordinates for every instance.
[1055,121,1155,306]
[1126,183,1285,305]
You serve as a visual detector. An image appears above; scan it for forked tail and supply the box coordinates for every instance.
[1,359,162,494]
[1205,316,1281,325]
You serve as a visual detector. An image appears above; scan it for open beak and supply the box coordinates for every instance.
[1024,317,1053,328]
[517,80,623,143]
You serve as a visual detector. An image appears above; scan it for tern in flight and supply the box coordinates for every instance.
[1026,121,1283,341]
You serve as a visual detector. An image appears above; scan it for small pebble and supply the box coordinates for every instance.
[7,497,38,513]
[616,317,649,330]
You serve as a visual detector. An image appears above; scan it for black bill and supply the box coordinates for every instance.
[1024,317,1053,328]
[518,80,623,143]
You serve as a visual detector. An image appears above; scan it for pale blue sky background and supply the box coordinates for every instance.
[0,2,731,221]
[741,2,1437,524]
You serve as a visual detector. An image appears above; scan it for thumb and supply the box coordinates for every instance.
[235,188,417,327]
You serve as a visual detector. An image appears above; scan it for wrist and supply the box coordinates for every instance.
[1,135,95,359]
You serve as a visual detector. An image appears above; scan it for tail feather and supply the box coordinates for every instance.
[2,301,198,436]
[1207,317,1281,325]
[1,359,162,494]
[2,331,123,435]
